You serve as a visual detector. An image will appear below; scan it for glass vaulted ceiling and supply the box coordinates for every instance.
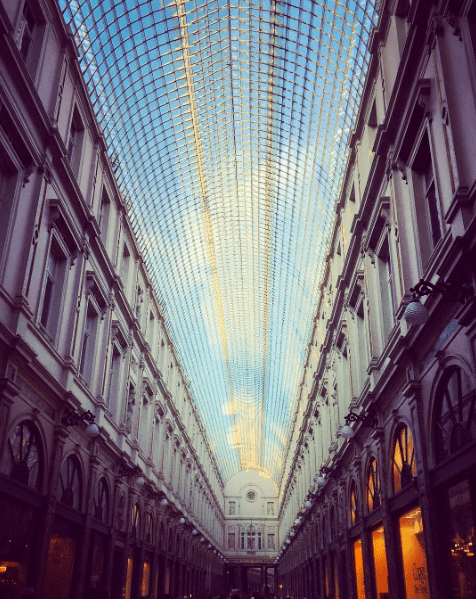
[61,0,378,485]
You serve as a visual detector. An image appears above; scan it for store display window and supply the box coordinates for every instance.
[353,538,365,599]
[371,524,389,599]
[398,506,430,599]
[445,479,476,599]
[42,533,76,599]
[141,558,151,597]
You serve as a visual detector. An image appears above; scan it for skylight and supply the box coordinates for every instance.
[61,0,378,484]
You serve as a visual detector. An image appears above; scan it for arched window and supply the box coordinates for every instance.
[59,455,82,510]
[145,513,153,544]
[94,477,109,522]
[433,366,475,464]
[366,457,381,512]
[350,480,359,525]
[392,424,416,494]
[131,503,140,538]
[2,420,42,490]
[321,515,327,548]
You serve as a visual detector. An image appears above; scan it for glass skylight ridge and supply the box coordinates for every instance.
[61,0,379,484]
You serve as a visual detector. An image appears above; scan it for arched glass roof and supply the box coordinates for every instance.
[61,0,378,485]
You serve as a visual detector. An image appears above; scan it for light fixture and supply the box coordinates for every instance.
[403,278,473,325]
[179,517,186,525]
[286,538,291,544]
[192,529,198,535]
[304,500,312,509]
[289,531,295,537]
[294,517,301,525]
[200,537,205,543]
[160,498,168,507]
[118,464,144,487]
[61,408,99,438]
[340,409,377,439]
[316,464,342,487]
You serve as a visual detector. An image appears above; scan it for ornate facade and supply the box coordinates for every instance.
[1,0,476,598]
[277,1,476,599]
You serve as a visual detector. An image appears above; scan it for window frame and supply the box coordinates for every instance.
[15,0,46,78]
[38,230,69,343]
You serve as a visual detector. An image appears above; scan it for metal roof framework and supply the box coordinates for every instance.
[61,0,378,484]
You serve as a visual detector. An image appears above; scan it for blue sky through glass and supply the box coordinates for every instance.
[61,0,378,484]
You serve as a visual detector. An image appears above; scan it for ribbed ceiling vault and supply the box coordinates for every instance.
[61,0,378,485]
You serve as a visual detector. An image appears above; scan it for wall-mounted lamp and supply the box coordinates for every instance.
[403,278,473,325]
[200,537,205,543]
[179,517,186,525]
[340,409,377,439]
[147,488,168,506]
[118,464,145,487]
[61,408,99,438]
[192,529,198,535]
[315,464,342,487]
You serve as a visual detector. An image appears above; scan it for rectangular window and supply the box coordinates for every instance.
[121,244,130,288]
[371,524,389,599]
[398,506,430,599]
[411,132,443,268]
[267,534,275,550]
[228,533,235,550]
[229,501,235,515]
[99,188,111,245]
[267,502,274,515]
[377,238,395,341]
[79,302,99,383]
[40,240,67,340]
[17,2,36,61]
[67,107,84,176]
[444,478,476,599]
[353,538,365,599]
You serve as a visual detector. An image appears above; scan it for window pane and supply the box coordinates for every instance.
[372,524,389,598]
[446,479,476,599]
[399,506,430,599]
[353,538,365,599]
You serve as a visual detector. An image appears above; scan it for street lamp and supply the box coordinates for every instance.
[61,408,99,438]
[403,278,473,325]
[118,464,145,487]
[340,409,377,439]
[315,464,342,487]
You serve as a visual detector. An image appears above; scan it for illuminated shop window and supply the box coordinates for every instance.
[445,479,476,599]
[392,424,417,494]
[371,524,389,599]
[59,455,82,510]
[366,457,381,512]
[398,506,430,599]
[125,556,133,599]
[142,560,151,597]
[353,538,365,599]
[350,480,359,525]
[433,367,476,464]
[93,477,109,522]
[1,420,42,490]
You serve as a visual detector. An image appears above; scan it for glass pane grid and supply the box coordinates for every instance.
[60,0,379,484]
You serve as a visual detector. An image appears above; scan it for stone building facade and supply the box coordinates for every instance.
[0,0,226,597]
[277,1,476,599]
[2,0,476,598]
